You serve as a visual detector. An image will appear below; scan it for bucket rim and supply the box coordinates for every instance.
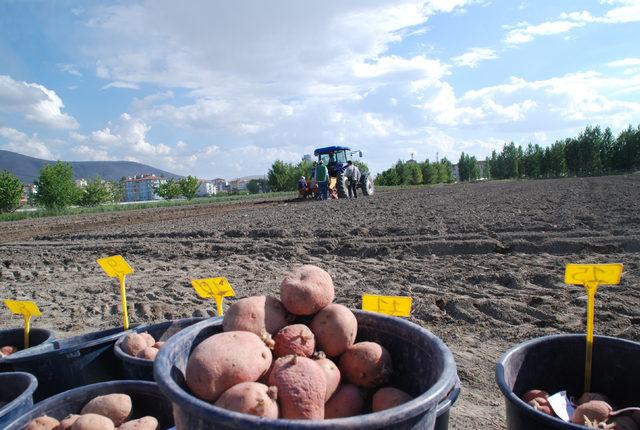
[155,310,459,428]
[0,328,55,363]
[495,333,640,429]
[0,372,38,416]
[114,317,207,367]
[3,325,137,364]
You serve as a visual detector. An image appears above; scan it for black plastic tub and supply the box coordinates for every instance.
[4,326,136,401]
[0,328,55,372]
[155,311,459,430]
[114,317,205,381]
[496,334,640,430]
[4,380,173,429]
[0,372,38,428]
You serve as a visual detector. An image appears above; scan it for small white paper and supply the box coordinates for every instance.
[548,391,575,422]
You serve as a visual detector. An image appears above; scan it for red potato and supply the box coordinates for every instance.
[121,333,148,358]
[571,400,612,425]
[186,331,272,402]
[55,414,80,430]
[310,304,357,357]
[70,413,114,430]
[223,296,288,336]
[137,347,159,360]
[0,345,19,357]
[268,355,326,420]
[280,265,335,316]
[324,384,366,419]
[522,389,549,403]
[215,382,279,418]
[339,342,393,389]
[152,341,165,349]
[80,393,132,426]
[139,332,156,347]
[527,397,553,416]
[313,353,340,401]
[372,387,413,412]
[117,416,159,430]
[274,324,315,358]
[26,416,60,430]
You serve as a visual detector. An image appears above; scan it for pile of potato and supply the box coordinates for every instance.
[120,332,165,361]
[0,345,19,357]
[184,264,413,420]
[25,393,159,430]
[524,389,640,429]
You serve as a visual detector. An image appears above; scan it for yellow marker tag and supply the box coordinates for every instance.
[3,300,41,348]
[565,263,623,393]
[191,278,235,316]
[97,255,134,330]
[362,294,412,317]
[97,255,134,278]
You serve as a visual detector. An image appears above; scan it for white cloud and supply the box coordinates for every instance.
[608,58,640,67]
[101,81,140,90]
[57,64,83,77]
[504,20,585,45]
[0,75,78,129]
[451,47,498,68]
[0,127,56,159]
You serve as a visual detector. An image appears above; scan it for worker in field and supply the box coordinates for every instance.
[298,176,307,199]
[315,159,329,200]
[344,160,361,198]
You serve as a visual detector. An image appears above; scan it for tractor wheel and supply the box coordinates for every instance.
[360,173,374,196]
[336,174,349,199]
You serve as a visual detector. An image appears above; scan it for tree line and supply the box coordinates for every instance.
[267,159,370,192]
[0,161,203,213]
[374,158,454,186]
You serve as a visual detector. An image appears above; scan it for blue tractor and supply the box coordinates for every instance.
[312,146,374,198]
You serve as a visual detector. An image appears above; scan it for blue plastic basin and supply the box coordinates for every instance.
[114,317,205,381]
[155,310,460,429]
[0,328,55,372]
[0,372,38,428]
[4,325,136,401]
[496,334,640,430]
[4,380,174,429]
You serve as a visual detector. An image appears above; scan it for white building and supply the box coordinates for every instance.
[75,178,88,188]
[196,180,217,197]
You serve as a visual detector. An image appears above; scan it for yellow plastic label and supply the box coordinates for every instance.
[3,300,41,317]
[191,278,235,299]
[565,263,623,286]
[97,255,134,279]
[362,294,412,317]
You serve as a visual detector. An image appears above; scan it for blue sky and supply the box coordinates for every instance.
[1,0,639,179]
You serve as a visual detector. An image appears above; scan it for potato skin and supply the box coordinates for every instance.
[0,345,18,357]
[80,393,132,426]
[223,296,288,336]
[324,384,366,419]
[136,347,159,360]
[280,265,335,316]
[571,400,612,425]
[339,342,393,388]
[310,304,357,357]
[274,324,315,358]
[117,416,159,430]
[215,382,279,418]
[139,332,156,347]
[314,355,340,401]
[268,355,326,420]
[186,331,272,402]
[70,413,114,430]
[55,414,80,430]
[372,387,413,412]
[152,341,165,349]
[26,416,60,430]
[121,333,148,357]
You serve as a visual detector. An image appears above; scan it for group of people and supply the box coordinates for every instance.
[298,159,361,200]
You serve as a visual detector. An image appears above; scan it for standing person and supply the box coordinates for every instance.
[315,159,329,200]
[344,160,361,198]
[310,162,317,198]
[298,176,307,199]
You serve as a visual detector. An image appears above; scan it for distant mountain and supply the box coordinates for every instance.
[0,150,182,183]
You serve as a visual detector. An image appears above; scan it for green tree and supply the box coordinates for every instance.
[0,170,23,213]
[247,179,270,193]
[268,160,294,191]
[156,178,182,199]
[33,162,80,210]
[403,162,423,185]
[110,179,126,203]
[179,176,200,200]
[79,176,112,207]
[353,160,370,176]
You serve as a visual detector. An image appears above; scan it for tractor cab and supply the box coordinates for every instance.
[313,146,362,177]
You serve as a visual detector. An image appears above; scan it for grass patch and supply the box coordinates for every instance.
[0,191,297,223]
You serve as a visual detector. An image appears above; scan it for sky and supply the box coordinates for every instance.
[0,0,639,180]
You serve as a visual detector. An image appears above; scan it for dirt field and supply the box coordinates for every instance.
[1,175,639,428]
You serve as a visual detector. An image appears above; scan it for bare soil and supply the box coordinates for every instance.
[1,175,639,428]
